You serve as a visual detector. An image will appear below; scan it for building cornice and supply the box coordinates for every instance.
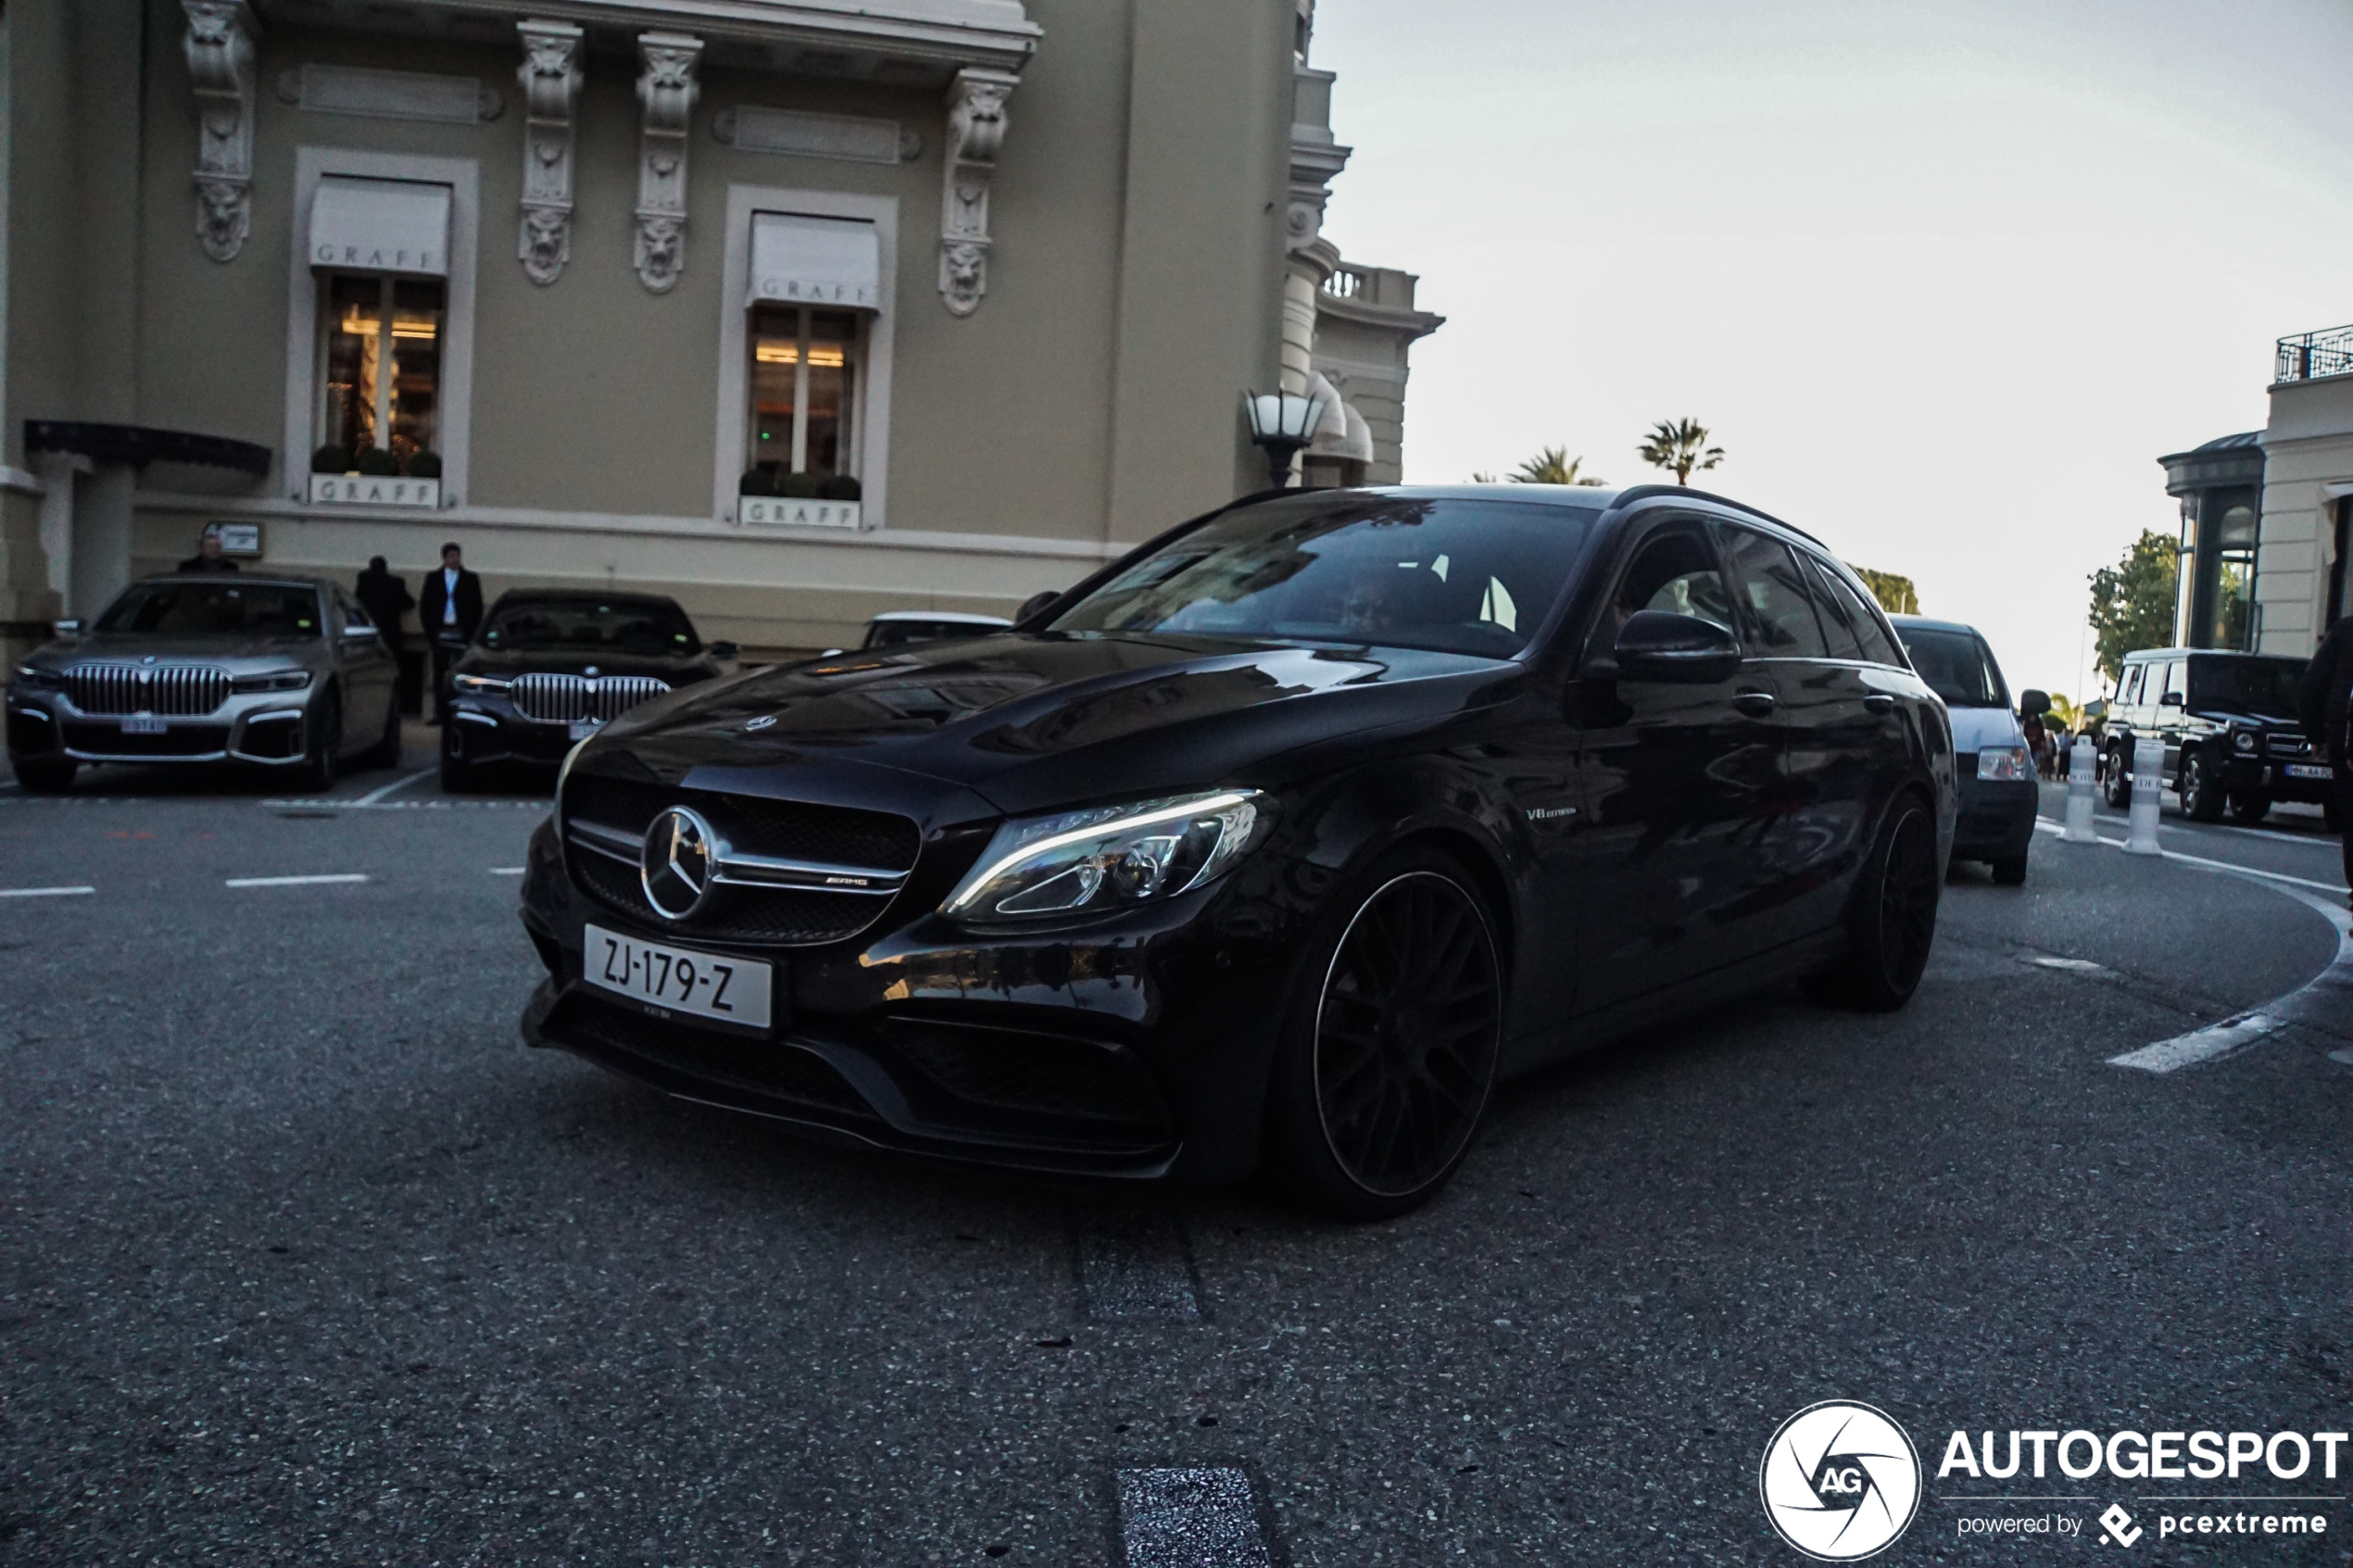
[1314,290,1444,339]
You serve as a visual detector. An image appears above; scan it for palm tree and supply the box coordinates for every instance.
[1637,419,1725,485]
[1504,445,1607,485]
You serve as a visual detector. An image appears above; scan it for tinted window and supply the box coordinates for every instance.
[95,581,322,638]
[2187,655,2304,716]
[1806,557,1906,666]
[1591,523,1735,663]
[479,599,698,654]
[1050,494,1597,659]
[1720,527,1830,658]
[1798,555,1865,660]
[1895,627,2007,708]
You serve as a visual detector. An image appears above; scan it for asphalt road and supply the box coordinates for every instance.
[4,737,2351,1565]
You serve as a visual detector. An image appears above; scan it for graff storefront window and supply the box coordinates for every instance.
[320,274,444,467]
[749,307,860,482]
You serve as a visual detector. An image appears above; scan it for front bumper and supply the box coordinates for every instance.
[2221,751,2334,804]
[444,695,592,767]
[6,686,315,765]
[513,817,1295,1183]
[1952,771,2037,859]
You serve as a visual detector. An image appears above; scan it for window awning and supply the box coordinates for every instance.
[308,176,452,276]
[749,213,881,311]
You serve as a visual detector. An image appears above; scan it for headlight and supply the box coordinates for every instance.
[2233,731,2257,753]
[452,673,511,695]
[1977,746,2031,781]
[943,790,1262,920]
[12,664,61,689]
[230,671,311,694]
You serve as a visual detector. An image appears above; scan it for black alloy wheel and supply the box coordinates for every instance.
[2181,748,2226,822]
[1806,797,1940,1011]
[297,692,342,793]
[438,721,474,794]
[1270,847,1504,1220]
[2103,744,2132,808]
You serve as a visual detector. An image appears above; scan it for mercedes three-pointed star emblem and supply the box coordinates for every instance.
[639,805,717,921]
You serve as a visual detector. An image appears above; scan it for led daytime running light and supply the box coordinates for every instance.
[944,791,1258,918]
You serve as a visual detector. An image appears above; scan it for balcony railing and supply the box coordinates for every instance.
[2275,324,2353,384]
[1322,265,1366,299]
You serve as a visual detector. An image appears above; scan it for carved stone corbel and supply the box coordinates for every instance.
[633,32,702,293]
[182,1,259,262]
[515,19,584,285]
[938,69,1017,317]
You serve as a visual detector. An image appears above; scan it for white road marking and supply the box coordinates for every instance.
[2034,819,2348,895]
[224,873,371,888]
[1077,1212,1202,1323]
[354,768,434,807]
[2024,956,2108,973]
[2332,1048,2353,1069]
[1116,1469,1273,1568]
[258,798,541,811]
[2109,1013,2292,1073]
[490,866,525,875]
[0,884,94,898]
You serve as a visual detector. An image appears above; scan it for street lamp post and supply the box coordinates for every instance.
[1243,389,1330,489]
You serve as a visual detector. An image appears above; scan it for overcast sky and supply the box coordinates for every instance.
[1311,0,2353,699]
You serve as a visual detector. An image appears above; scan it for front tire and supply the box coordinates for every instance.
[296,692,342,793]
[1990,851,2028,885]
[1806,796,1941,1010]
[2228,792,2271,824]
[11,756,75,795]
[2181,748,2226,822]
[356,691,402,771]
[1265,846,1504,1221]
[438,721,475,793]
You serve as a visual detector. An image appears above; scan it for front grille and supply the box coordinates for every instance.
[65,663,230,716]
[544,991,877,1122]
[882,1019,1170,1133]
[566,773,922,872]
[573,848,890,945]
[510,673,671,723]
[62,721,232,759]
[2268,733,2311,758]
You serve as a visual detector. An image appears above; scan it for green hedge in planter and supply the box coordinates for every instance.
[739,467,776,496]
[311,444,351,475]
[819,474,862,501]
[354,446,400,477]
[775,470,821,498]
[407,451,443,480]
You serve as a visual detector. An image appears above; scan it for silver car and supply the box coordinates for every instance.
[5,574,401,794]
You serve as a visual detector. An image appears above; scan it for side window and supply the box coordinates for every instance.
[1720,526,1831,659]
[1797,554,1865,660]
[339,591,373,631]
[1590,521,1737,663]
[2120,664,2144,706]
[2163,659,2187,702]
[1811,558,1906,666]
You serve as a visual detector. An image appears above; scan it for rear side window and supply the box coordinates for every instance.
[2163,659,2187,701]
[1720,527,1831,659]
[2119,664,2143,705]
[1806,557,1906,667]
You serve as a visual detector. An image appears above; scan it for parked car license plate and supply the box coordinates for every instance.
[120,716,168,735]
[568,718,601,742]
[2285,763,2333,780]
[583,922,772,1028]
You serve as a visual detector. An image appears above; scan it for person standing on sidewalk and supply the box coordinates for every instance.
[417,542,482,725]
[2298,612,2353,896]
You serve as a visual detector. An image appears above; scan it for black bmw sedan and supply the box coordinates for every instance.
[517,486,1955,1217]
[441,590,735,791]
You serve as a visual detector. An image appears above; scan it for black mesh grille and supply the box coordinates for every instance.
[566,773,919,872]
[546,991,877,1122]
[883,1020,1170,1132]
[62,722,232,758]
[573,846,889,946]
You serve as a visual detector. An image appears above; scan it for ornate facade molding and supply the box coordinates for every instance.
[937,68,1015,317]
[713,105,920,166]
[276,63,501,123]
[1286,66,1351,256]
[516,20,585,285]
[182,1,259,263]
[633,31,703,294]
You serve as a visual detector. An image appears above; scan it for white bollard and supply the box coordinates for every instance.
[2122,734,2164,855]
[2063,734,2098,843]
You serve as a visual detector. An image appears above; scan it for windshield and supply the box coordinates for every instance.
[1895,626,2007,708]
[2189,655,2303,717]
[94,581,321,638]
[1048,495,1599,659]
[479,599,698,655]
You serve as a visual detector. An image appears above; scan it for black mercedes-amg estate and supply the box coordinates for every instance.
[518,485,1956,1216]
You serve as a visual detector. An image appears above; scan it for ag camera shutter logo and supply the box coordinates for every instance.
[1759,1400,1923,1560]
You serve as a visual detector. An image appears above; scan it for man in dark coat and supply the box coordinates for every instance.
[177,531,240,573]
[354,556,413,653]
[417,542,484,724]
[2298,612,2353,894]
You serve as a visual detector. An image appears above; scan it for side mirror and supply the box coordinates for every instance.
[2020,687,2050,717]
[53,618,82,639]
[1613,610,1743,684]
[2158,690,2183,708]
[708,640,739,661]
[1014,590,1061,625]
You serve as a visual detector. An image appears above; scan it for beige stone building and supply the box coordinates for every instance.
[2255,324,2353,654]
[0,0,1437,663]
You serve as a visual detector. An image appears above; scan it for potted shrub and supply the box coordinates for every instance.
[407,451,443,480]
[311,443,351,475]
[354,446,399,477]
[776,470,821,499]
[738,466,776,496]
[819,474,862,501]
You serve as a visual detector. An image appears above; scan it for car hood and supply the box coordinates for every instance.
[455,646,715,682]
[29,633,324,668]
[2190,707,2299,731]
[581,632,1516,817]
[1945,705,2025,754]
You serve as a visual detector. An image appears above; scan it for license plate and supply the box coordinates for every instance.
[120,716,168,735]
[584,923,772,1027]
[568,718,601,742]
[2286,763,2333,780]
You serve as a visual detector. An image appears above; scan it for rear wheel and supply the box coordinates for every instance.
[1806,796,1941,1010]
[2228,792,2271,824]
[2181,748,2226,822]
[1990,851,2028,886]
[11,756,75,795]
[1266,847,1504,1221]
[2103,744,2132,808]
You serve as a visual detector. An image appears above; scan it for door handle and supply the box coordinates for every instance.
[1862,694,1895,713]
[1733,690,1776,718]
